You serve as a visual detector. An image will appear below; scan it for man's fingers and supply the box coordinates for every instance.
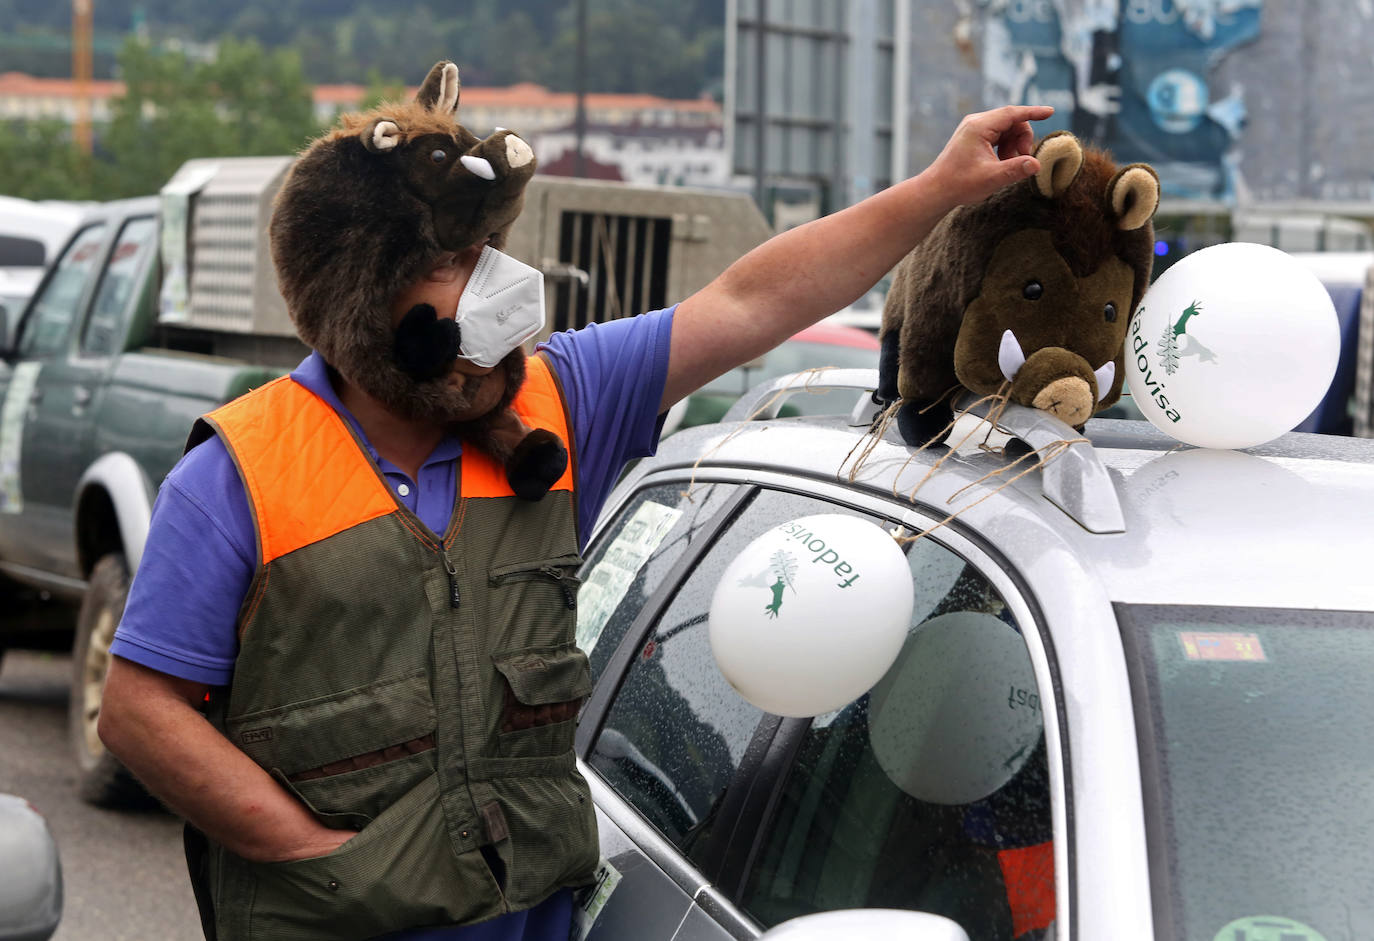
[997,121,1036,159]
[973,104,1055,142]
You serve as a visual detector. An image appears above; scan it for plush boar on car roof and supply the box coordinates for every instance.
[875,131,1161,447]
[269,60,568,500]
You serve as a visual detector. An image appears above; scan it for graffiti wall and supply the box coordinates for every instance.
[980,0,1263,200]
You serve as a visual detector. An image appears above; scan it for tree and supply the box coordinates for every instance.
[98,36,320,197]
[0,119,105,200]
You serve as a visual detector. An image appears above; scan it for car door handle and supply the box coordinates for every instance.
[73,386,93,406]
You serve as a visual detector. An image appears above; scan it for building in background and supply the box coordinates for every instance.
[726,0,912,225]
[728,1,1374,221]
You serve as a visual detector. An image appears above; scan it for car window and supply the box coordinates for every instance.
[737,537,1055,940]
[586,489,907,870]
[0,235,46,267]
[576,481,740,685]
[17,223,107,358]
[1119,604,1374,941]
[81,217,156,357]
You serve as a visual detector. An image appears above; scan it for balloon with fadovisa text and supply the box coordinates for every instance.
[1125,242,1340,449]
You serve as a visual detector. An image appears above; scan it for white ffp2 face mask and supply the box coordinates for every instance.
[452,246,546,368]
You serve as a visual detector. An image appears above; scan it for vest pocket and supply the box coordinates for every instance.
[488,555,583,649]
[245,772,503,940]
[225,671,437,824]
[490,643,592,759]
[279,749,437,829]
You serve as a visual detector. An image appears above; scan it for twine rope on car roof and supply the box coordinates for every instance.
[679,366,846,501]
[842,382,1087,547]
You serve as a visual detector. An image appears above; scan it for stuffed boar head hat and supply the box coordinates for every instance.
[269,60,538,423]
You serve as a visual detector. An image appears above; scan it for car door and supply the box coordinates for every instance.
[0,220,108,578]
[24,215,158,579]
[576,472,1063,941]
[573,479,752,941]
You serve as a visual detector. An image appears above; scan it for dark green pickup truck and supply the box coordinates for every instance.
[0,196,288,803]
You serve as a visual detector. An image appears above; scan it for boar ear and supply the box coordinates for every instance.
[362,119,403,153]
[1031,131,1083,198]
[1108,163,1160,231]
[415,61,460,116]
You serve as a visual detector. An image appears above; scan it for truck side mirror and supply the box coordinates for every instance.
[0,794,63,941]
[760,909,972,941]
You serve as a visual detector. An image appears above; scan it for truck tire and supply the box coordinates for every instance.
[69,552,153,808]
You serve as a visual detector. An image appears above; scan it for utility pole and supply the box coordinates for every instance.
[573,0,587,177]
[72,0,93,154]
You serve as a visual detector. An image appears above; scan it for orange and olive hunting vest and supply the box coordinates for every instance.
[187,356,598,941]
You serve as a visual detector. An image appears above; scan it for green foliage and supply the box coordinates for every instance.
[0,37,321,201]
[2,0,725,99]
[0,119,105,201]
[359,68,407,111]
[100,36,320,196]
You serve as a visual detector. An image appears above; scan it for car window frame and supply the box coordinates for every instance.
[578,466,1075,939]
[78,214,158,360]
[11,217,112,360]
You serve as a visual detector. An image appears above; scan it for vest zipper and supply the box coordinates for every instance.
[441,549,461,609]
[491,565,579,609]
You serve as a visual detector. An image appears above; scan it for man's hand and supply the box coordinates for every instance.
[269,826,356,864]
[662,103,1055,412]
[923,104,1056,208]
[99,656,358,864]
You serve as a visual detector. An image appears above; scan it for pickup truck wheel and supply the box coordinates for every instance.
[69,552,153,809]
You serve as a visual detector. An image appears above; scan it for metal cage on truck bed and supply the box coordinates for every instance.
[159,157,774,345]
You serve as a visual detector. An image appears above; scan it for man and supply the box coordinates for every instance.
[98,102,1054,940]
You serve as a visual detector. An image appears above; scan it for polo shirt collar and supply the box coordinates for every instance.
[290,352,463,467]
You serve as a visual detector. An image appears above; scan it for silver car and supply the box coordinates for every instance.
[571,369,1374,941]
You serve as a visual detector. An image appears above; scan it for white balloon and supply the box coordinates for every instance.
[708,514,914,718]
[868,612,1042,805]
[1125,242,1341,449]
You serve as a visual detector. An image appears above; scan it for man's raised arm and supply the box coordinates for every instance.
[662,104,1054,411]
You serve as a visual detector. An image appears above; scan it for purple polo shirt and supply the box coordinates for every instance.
[110,307,673,941]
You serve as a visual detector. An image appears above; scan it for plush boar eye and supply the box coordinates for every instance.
[430,149,448,164]
[1022,280,1043,301]
[1104,302,1118,322]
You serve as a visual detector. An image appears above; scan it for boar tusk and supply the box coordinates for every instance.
[1094,361,1116,402]
[460,155,497,181]
[998,329,1027,384]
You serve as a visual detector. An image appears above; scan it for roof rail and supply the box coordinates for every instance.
[720,368,882,425]
[721,369,1126,534]
[953,392,1126,534]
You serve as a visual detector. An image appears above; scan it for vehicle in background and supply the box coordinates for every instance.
[0,197,84,347]
[0,793,62,941]
[1100,249,1374,433]
[572,368,1374,941]
[661,321,881,435]
[1286,251,1373,437]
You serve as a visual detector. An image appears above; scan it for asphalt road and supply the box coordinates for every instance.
[0,649,203,941]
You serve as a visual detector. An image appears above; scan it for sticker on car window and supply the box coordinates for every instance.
[575,501,682,655]
[1180,631,1267,662]
[571,856,622,941]
[1211,915,1328,941]
[0,361,42,513]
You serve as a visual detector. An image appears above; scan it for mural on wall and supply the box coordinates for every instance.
[978,0,1263,200]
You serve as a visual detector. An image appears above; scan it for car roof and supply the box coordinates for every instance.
[623,368,1374,614]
